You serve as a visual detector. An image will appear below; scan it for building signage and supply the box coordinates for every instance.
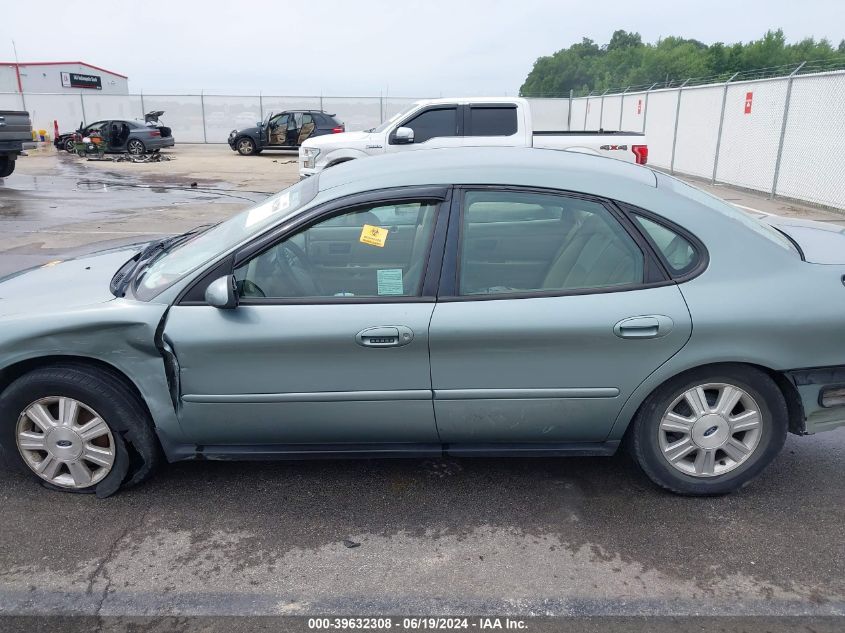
[61,72,102,90]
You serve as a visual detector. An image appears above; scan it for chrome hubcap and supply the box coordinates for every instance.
[238,140,253,154]
[128,141,142,155]
[16,396,115,489]
[658,383,762,478]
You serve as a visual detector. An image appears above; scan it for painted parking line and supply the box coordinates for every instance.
[732,202,772,215]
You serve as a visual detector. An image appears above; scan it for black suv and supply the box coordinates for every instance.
[228,110,344,156]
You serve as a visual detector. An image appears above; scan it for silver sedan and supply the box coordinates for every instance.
[0,147,843,497]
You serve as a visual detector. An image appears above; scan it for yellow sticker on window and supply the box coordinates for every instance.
[360,224,389,248]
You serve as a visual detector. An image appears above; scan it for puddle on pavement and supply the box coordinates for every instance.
[0,158,267,224]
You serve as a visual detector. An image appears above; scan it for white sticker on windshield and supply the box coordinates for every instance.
[377,268,404,296]
[245,191,292,228]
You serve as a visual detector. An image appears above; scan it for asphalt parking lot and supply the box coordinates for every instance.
[0,145,843,622]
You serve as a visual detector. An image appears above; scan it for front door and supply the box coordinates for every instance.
[428,188,693,443]
[386,104,463,154]
[164,193,446,446]
[267,112,290,147]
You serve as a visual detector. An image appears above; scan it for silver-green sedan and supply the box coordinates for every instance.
[1,147,843,497]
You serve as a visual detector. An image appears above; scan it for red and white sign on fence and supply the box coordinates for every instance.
[744,91,753,114]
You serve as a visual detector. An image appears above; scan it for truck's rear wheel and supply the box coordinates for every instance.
[0,156,15,178]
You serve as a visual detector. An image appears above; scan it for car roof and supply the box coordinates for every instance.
[317,147,657,200]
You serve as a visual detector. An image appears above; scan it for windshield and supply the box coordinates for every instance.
[133,177,319,300]
[370,103,420,133]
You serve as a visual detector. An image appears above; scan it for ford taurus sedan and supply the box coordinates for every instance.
[1,147,843,497]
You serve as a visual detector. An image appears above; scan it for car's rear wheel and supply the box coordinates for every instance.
[0,365,162,494]
[630,365,787,495]
[236,137,258,156]
[126,139,146,155]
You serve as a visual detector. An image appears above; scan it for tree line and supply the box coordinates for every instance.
[519,29,845,97]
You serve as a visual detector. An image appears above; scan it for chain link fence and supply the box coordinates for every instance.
[3,60,844,210]
[0,92,427,145]
[553,61,845,210]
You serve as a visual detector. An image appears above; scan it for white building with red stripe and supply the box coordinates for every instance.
[0,61,128,95]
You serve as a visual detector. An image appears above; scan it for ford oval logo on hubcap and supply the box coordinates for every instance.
[56,440,73,447]
[703,426,720,438]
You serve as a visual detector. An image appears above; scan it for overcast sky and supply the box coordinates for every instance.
[2,0,843,96]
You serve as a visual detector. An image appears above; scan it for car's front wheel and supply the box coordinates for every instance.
[0,365,161,495]
[235,137,259,156]
[64,138,75,153]
[630,365,787,495]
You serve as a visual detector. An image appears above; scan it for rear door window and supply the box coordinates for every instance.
[458,190,644,295]
[467,106,518,136]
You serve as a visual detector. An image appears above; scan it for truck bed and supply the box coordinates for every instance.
[533,130,645,136]
[0,111,33,144]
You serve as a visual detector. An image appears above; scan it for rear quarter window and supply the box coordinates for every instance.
[633,215,700,275]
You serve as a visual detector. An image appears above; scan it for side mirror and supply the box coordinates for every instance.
[391,126,414,144]
[205,275,239,309]
[257,121,264,127]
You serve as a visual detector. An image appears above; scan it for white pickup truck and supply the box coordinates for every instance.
[299,97,648,177]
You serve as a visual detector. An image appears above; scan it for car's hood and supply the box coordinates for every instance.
[303,130,374,150]
[0,246,142,318]
[232,125,260,137]
[760,215,845,264]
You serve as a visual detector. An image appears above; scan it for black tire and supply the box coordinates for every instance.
[0,156,14,178]
[629,364,787,496]
[126,139,146,155]
[64,138,75,153]
[235,136,259,156]
[0,364,162,495]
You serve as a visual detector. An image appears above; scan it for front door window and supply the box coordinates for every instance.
[234,201,438,299]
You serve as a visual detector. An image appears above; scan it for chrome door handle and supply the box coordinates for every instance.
[355,326,414,348]
[613,315,674,339]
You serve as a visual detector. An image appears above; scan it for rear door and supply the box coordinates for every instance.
[428,187,693,444]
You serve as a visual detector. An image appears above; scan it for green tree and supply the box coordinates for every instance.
[519,29,844,96]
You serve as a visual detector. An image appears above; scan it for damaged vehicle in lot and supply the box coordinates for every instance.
[1,147,844,497]
[228,110,344,156]
[54,111,174,155]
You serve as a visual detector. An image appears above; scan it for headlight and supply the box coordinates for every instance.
[301,146,321,169]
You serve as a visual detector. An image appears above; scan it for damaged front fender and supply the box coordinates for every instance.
[0,299,188,456]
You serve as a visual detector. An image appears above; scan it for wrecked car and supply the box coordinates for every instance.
[1,147,844,497]
[228,110,344,156]
[54,111,174,155]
